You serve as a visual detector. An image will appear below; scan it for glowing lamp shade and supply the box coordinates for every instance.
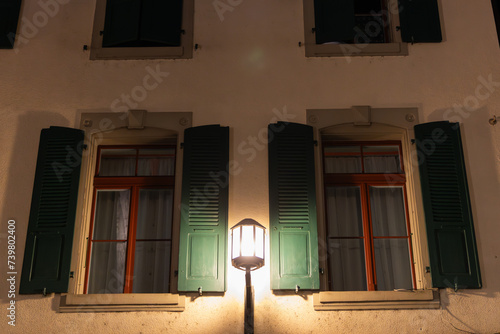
[231,219,265,271]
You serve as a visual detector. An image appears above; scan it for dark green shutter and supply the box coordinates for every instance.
[141,0,183,46]
[415,121,481,289]
[268,122,319,290]
[0,0,22,49]
[20,127,84,294]
[314,0,355,44]
[102,0,141,47]
[398,0,442,43]
[178,125,229,292]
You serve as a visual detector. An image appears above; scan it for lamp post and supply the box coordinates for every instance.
[230,219,266,334]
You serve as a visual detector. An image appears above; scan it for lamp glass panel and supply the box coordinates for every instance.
[241,225,255,256]
[255,227,264,259]
[232,226,241,259]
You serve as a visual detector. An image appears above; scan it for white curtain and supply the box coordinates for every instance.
[325,156,412,291]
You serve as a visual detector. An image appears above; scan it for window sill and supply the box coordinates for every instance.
[313,290,439,311]
[90,46,190,60]
[305,42,408,58]
[59,293,185,313]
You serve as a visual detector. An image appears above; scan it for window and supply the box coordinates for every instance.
[0,0,22,49]
[302,0,442,57]
[322,141,415,291]
[268,107,481,310]
[85,146,176,294]
[491,0,500,46]
[90,0,194,60]
[20,111,230,312]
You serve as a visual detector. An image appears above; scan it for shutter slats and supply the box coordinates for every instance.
[398,0,442,43]
[415,121,481,289]
[178,125,229,292]
[269,122,319,290]
[20,127,84,294]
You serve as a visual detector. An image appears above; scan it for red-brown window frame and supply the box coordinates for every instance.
[322,140,416,291]
[84,145,176,294]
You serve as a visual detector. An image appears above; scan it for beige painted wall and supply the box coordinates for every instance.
[1,0,500,333]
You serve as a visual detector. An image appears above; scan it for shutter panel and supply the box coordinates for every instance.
[102,0,141,47]
[0,0,22,49]
[415,121,481,289]
[141,0,183,46]
[398,0,442,43]
[314,0,355,44]
[269,122,319,290]
[178,125,229,292]
[20,127,84,294]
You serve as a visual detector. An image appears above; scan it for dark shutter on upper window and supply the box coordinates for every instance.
[313,0,355,44]
[0,0,22,49]
[398,0,442,43]
[141,0,183,46]
[415,121,481,289]
[102,0,142,47]
[20,127,84,294]
[178,125,229,292]
[268,122,320,290]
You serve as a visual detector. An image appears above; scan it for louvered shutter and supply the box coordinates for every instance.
[20,127,84,294]
[269,122,319,290]
[141,0,183,46]
[398,0,442,43]
[178,125,229,292]
[313,0,355,44]
[0,0,22,49]
[102,0,142,47]
[415,121,481,289]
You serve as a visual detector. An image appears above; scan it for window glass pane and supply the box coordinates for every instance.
[374,239,413,290]
[87,242,127,293]
[326,186,363,237]
[99,148,136,176]
[324,146,362,173]
[137,148,175,176]
[328,239,367,291]
[370,186,407,236]
[132,241,171,293]
[363,145,402,173]
[93,190,130,240]
[136,189,173,240]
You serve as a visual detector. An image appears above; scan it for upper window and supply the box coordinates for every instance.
[322,141,415,291]
[302,0,442,57]
[90,0,194,60]
[85,146,176,294]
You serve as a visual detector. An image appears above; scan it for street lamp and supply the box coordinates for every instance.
[230,219,266,334]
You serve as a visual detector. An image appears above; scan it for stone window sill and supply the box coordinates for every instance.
[59,293,185,313]
[305,42,408,58]
[313,289,439,311]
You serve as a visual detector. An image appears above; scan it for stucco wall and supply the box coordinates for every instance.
[1,0,500,333]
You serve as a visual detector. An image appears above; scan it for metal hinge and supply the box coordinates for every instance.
[198,287,202,296]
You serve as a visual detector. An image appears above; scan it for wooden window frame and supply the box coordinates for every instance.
[84,144,176,294]
[322,140,416,291]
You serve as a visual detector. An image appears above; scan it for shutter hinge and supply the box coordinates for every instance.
[411,139,416,144]
[312,27,316,33]
[198,287,202,296]
[295,285,300,294]
[99,30,104,36]
[425,266,431,273]
[319,268,324,275]
[454,283,459,292]
[42,287,47,297]
[82,144,88,150]
[396,26,401,31]
[69,271,74,278]
[180,142,184,149]
[174,270,178,277]
[181,29,186,35]
[313,140,318,146]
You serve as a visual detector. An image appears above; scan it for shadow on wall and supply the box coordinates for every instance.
[427,106,500,294]
[0,111,69,303]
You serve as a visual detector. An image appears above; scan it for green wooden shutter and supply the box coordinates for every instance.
[398,0,442,43]
[0,0,22,49]
[141,0,183,46]
[314,0,355,44]
[268,122,319,290]
[415,121,481,289]
[102,0,141,47]
[20,127,84,294]
[178,125,229,292]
